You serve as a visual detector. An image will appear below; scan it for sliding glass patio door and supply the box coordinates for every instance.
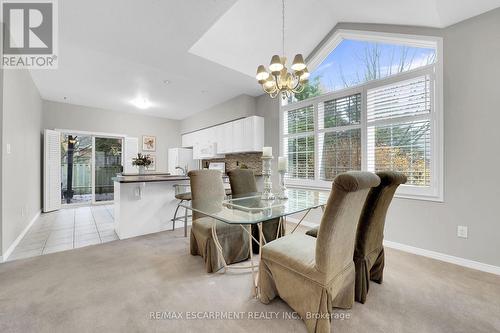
[60,133,123,205]
[94,137,123,202]
[61,134,93,204]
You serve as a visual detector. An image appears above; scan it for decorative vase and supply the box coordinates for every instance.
[138,165,145,174]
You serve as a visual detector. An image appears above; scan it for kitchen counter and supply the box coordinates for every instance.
[113,174,189,183]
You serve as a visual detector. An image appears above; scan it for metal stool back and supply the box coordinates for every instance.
[172,184,192,237]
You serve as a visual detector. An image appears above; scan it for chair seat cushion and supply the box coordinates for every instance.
[261,233,325,284]
[192,216,241,236]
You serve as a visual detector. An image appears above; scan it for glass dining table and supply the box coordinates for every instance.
[180,188,329,294]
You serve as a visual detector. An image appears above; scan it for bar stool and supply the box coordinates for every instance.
[172,184,192,237]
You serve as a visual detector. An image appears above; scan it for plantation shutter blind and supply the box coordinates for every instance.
[367,75,431,121]
[283,105,315,179]
[317,94,362,181]
[44,129,62,212]
[366,75,432,186]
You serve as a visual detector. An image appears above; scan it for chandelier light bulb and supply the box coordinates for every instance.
[300,68,310,82]
[256,65,270,82]
[291,54,306,71]
[269,55,284,73]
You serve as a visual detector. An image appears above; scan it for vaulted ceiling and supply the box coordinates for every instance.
[30,0,500,119]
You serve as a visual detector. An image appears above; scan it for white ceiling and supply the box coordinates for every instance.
[31,0,500,119]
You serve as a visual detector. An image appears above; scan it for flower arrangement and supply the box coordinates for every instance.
[132,153,153,173]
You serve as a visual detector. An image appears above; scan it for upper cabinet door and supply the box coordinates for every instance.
[215,122,233,154]
[181,132,195,148]
[232,119,245,153]
[241,116,264,152]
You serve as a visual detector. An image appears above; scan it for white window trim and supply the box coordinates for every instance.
[280,30,444,202]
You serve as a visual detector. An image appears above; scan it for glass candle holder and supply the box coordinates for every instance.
[261,156,275,200]
[276,170,288,199]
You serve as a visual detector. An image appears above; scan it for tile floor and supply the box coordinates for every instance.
[7,205,118,262]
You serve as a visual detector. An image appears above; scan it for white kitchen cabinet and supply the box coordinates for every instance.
[215,122,233,154]
[181,132,196,148]
[231,119,245,152]
[185,116,264,158]
[232,116,264,153]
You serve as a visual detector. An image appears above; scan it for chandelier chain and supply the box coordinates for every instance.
[282,0,285,57]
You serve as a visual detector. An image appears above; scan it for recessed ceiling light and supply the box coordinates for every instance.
[163,80,170,85]
[130,97,152,109]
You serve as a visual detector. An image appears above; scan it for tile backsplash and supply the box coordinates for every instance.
[202,153,263,176]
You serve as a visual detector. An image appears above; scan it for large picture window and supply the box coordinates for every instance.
[281,31,443,201]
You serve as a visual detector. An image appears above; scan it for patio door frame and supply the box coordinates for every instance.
[56,129,126,206]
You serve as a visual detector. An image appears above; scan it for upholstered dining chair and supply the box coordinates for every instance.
[227,169,283,253]
[188,170,250,273]
[306,171,407,304]
[259,171,380,333]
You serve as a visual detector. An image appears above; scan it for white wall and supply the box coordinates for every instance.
[2,69,43,256]
[180,94,257,134]
[43,101,181,173]
[257,8,500,267]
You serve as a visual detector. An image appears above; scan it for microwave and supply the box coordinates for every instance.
[208,162,225,174]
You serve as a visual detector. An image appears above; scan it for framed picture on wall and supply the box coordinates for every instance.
[142,135,156,151]
[147,154,156,171]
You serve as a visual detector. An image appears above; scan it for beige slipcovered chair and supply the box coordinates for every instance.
[259,171,380,333]
[227,169,283,253]
[188,170,250,273]
[306,171,407,304]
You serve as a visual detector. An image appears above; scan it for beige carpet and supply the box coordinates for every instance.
[1,227,499,333]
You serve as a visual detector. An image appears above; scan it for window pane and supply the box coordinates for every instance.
[284,136,315,180]
[319,129,361,181]
[368,120,431,186]
[288,39,435,104]
[283,105,314,135]
[367,75,431,122]
[319,94,361,129]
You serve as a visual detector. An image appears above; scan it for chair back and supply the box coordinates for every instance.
[355,171,407,258]
[315,172,380,277]
[188,170,225,220]
[227,169,258,198]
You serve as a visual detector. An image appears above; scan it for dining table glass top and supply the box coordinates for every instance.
[180,188,329,225]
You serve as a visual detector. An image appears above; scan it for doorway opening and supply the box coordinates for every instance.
[61,133,123,205]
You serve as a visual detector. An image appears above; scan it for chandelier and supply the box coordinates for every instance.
[256,0,309,99]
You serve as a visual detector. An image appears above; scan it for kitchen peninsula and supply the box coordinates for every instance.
[113,174,190,239]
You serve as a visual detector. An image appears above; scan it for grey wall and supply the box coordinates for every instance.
[256,8,500,267]
[0,52,3,256]
[2,69,43,256]
[180,94,257,134]
[256,94,281,188]
[43,101,181,173]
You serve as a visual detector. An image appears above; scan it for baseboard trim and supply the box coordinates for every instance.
[1,210,41,262]
[383,240,500,276]
[285,218,500,276]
